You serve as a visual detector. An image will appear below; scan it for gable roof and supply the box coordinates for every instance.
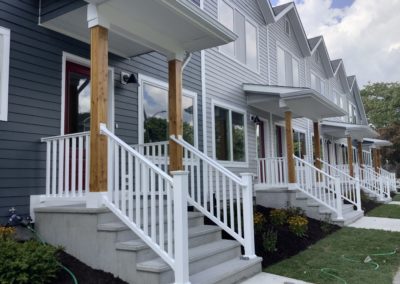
[308,36,334,77]
[331,59,342,74]
[350,78,369,125]
[347,75,356,90]
[256,0,275,24]
[272,3,311,56]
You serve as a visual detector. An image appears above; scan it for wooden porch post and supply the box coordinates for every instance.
[285,111,296,183]
[89,25,108,192]
[168,59,183,171]
[313,121,321,169]
[347,136,354,177]
[357,141,364,168]
[377,149,382,169]
[372,148,378,173]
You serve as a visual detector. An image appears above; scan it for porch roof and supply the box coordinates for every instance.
[243,84,346,121]
[41,0,237,59]
[321,121,379,140]
[363,138,393,148]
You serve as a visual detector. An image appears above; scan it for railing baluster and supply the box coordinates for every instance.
[150,170,156,241]
[85,135,90,193]
[58,138,64,197]
[159,175,164,251]
[128,154,133,221]
[71,138,76,197]
[52,140,57,197]
[45,141,51,197]
[64,138,70,197]
[143,164,149,235]
[135,157,141,228]
[121,148,126,214]
[167,182,173,258]
[78,136,83,197]
[114,143,120,209]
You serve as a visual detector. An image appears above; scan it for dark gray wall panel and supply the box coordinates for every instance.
[0,0,202,223]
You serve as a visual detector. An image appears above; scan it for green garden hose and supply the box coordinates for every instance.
[27,226,79,284]
[318,249,397,284]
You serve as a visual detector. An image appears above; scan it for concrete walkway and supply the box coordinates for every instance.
[240,273,312,284]
[348,216,400,232]
[390,201,400,205]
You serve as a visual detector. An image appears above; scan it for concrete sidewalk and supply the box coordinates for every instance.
[348,216,400,232]
[240,272,312,284]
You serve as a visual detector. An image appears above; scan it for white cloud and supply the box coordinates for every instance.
[277,0,400,87]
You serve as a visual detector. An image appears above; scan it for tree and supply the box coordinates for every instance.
[361,82,400,128]
[361,82,400,175]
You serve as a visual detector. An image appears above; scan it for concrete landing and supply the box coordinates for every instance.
[348,217,400,232]
[240,272,312,284]
[389,201,400,205]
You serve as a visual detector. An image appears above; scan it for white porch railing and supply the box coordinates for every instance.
[41,132,90,198]
[355,164,390,200]
[318,159,361,211]
[256,157,288,187]
[100,124,190,283]
[379,168,397,193]
[170,135,256,259]
[294,156,343,220]
[133,141,169,172]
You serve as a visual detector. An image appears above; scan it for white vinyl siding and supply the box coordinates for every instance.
[0,27,10,121]
[277,45,299,87]
[218,0,259,71]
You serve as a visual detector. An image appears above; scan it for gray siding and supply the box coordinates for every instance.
[0,1,202,222]
[204,0,269,175]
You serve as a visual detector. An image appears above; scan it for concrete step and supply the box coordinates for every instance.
[333,209,364,226]
[115,225,222,262]
[97,211,204,241]
[190,257,262,284]
[136,239,241,283]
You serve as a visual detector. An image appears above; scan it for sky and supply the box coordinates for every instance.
[270,0,400,88]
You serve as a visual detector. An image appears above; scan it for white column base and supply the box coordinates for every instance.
[288,183,298,190]
[86,192,107,208]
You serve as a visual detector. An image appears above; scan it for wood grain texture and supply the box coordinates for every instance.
[168,59,183,171]
[347,136,354,177]
[357,141,364,168]
[89,26,108,192]
[313,122,321,170]
[285,111,296,183]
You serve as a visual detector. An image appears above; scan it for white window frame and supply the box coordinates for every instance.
[277,42,300,87]
[217,0,260,73]
[137,73,198,148]
[211,99,248,167]
[292,57,299,87]
[0,27,10,121]
[61,52,115,134]
[284,19,291,36]
[277,45,286,86]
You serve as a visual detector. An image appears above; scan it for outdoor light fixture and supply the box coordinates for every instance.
[250,115,262,124]
[121,71,138,85]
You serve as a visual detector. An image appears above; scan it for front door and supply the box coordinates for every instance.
[64,61,91,134]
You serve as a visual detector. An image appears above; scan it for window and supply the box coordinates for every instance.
[219,1,234,56]
[311,73,318,91]
[218,0,258,70]
[0,27,10,121]
[277,45,300,87]
[284,19,290,36]
[293,130,306,158]
[140,76,197,145]
[292,58,299,87]
[214,104,246,162]
[277,46,286,86]
[348,103,357,123]
[320,80,326,96]
[315,50,320,63]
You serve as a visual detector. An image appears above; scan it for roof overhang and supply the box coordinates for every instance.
[363,138,393,148]
[321,121,379,140]
[40,0,237,59]
[243,84,346,121]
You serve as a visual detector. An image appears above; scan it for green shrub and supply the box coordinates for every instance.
[0,239,60,284]
[288,216,308,237]
[253,211,265,232]
[0,226,15,240]
[286,206,306,218]
[263,229,278,252]
[269,209,288,226]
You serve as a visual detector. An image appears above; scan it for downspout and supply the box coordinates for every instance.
[200,0,207,155]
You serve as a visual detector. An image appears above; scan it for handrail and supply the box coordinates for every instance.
[318,158,361,211]
[170,135,256,259]
[101,125,173,183]
[100,124,189,283]
[41,131,90,142]
[294,156,343,220]
[171,135,245,186]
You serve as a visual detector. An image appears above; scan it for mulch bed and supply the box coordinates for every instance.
[253,206,339,268]
[53,251,127,284]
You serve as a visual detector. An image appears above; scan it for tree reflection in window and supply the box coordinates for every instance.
[143,83,195,145]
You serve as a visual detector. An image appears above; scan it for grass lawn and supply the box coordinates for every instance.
[265,227,400,284]
[367,204,400,219]
[392,194,400,202]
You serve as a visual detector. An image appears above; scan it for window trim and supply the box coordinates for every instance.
[0,27,10,121]
[137,73,198,148]
[276,42,301,87]
[217,0,260,73]
[211,99,248,167]
[60,52,115,134]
